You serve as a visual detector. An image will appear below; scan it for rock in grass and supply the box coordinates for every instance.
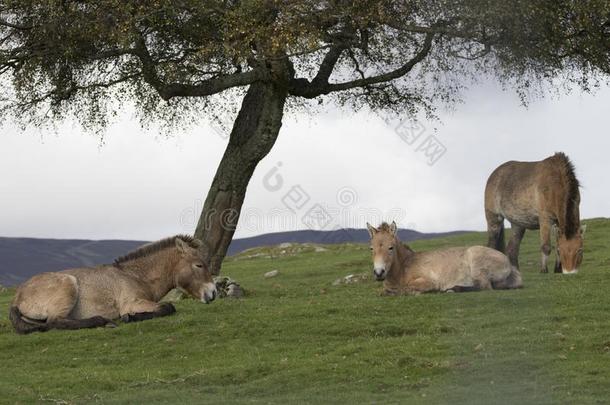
[332,273,369,286]
[214,276,244,298]
[264,270,279,278]
[226,283,244,298]
[161,277,245,301]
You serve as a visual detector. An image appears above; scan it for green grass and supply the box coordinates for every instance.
[1,218,609,404]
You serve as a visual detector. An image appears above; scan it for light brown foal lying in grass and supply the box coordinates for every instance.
[10,236,217,334]
[367,222,523,295]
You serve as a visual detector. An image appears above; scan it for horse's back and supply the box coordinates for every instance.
[465,246,512,280]
[61,266,142,319]
[485,159,548,227]
[486,160,540,203]
[412,247,474,289]
[416,246,513,289]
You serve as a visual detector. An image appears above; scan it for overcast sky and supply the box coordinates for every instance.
[1,80,608,241]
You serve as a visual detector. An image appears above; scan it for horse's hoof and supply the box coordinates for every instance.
[540,268,548,274]
[120,314,132,323]
[105,321,118,328]
[445,289,455,293]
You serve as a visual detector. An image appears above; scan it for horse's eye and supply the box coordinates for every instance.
[369,246,373,251]
[194,263,204,269]
[388,246,394,251]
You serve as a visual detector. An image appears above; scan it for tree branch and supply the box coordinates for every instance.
[132,33,264,100]
[0,19,32,30]
[310,44,345,87]
[4,73,142,111]
[289,32,435,99]
[382,18,474,40]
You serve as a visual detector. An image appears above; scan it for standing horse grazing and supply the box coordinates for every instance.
[485,153,585,274]
[9,236,217,334]
[367,222,522,295]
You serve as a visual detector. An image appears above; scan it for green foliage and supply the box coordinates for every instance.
[1,1,609,132]
[0,217,609,403]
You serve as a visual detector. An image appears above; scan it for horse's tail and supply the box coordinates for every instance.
[9,306,49,335]
[487,218,505,252]
[498,222,506,252]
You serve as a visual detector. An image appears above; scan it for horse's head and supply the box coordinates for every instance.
[174,238,217,303]
[557,225,586,274]
[367,221,398,281]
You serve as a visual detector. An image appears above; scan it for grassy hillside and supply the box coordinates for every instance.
[1,218,609,404]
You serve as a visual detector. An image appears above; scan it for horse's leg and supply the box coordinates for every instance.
[405,277,437,295]
[506,224,526,269]
[449,286,480,293]
[554,251,562,273]
[48,316,115,330]
[553,226,562,273]
[486,210,506,252]
[120,300,176,323]
[539,218,552,273]
[381,288,399,296]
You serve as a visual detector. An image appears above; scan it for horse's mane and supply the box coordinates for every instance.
[378,222,394,234]
[376,222,415,251]
[114,235,198,267]
[551,152,581,237]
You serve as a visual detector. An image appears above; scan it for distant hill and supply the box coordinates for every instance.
[227,228,467,253]
[0,238,147,287]
[0,228,466,286]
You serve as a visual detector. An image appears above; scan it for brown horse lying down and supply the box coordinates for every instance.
[367,222,522,295]
[9,236,217,334]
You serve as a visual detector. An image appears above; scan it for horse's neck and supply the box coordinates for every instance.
[558,200,580,238]
[120,249,179,301]
[388,239,414,283]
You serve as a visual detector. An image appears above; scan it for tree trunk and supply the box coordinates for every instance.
[194,80,287,275]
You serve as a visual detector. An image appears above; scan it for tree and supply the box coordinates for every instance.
[1,0,609,274]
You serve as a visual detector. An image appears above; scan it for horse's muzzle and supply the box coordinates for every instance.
[202,289,217,304]
[374,269,386,281]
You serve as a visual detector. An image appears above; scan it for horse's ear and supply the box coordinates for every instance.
[191,238,204,248]
[580,224,587,237]
[390,221,398,236]
[175,238,191,253]
[366,223,377,238]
